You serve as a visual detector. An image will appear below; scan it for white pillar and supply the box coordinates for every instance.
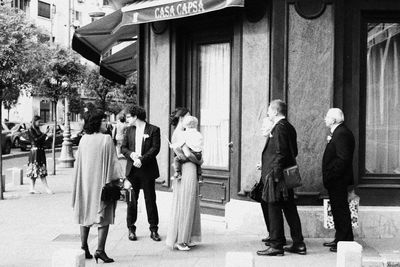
[337,241,363,267]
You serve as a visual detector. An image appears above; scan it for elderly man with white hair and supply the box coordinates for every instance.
[322,108,355,252]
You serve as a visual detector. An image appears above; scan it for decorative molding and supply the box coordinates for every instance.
[151,21,168,34]
[245,0,268,23]
[294,0,327,20]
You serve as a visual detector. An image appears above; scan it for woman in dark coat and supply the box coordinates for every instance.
[27,115,53,194]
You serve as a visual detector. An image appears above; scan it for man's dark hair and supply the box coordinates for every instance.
[83,109,106,134]
[127,105,146,121]
[169,107,190,127]
[270,99,287,117]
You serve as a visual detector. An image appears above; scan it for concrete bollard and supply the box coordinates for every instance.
[337,241,363,267]
[12,168,23,186]
[1,174,5,193]
[52,249,85,267]
[225,252,254,267]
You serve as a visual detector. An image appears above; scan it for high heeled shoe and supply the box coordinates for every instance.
[94,250,114,263]
[81,245,93,259]
[174,243,190,251]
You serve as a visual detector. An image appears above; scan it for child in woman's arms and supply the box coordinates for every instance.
[171,116,203,180]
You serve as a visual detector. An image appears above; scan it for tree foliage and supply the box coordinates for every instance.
[83,68,137,114]
[0,4,45,109]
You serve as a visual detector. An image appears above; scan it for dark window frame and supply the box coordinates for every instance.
[359,11,400,184]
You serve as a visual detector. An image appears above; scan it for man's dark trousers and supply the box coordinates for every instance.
[126,170,159,232]
[328,185,353,242]
[268,189,304,249]
[261,201,270,234]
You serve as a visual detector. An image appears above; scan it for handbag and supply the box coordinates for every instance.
[283,165,302,189]
[249,180,263,202]
[283,135,302,189]
[101,179,123,202]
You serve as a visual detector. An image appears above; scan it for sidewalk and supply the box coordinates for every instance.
[0,166,399,267]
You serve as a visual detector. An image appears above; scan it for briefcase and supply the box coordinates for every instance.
[120,188,135,205]
[283,165,302,189]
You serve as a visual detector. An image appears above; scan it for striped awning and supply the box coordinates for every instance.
[121,0,244,25]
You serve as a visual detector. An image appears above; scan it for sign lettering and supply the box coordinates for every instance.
[155,0,205,20]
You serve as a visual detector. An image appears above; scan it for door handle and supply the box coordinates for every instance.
[228,141,233,153]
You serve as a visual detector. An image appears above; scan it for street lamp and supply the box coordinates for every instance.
[58,82,75,168]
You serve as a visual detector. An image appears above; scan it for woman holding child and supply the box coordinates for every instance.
[166,108,203,251]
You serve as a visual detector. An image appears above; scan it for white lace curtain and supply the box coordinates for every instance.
[366,23,400,174]
[199,43,230,168]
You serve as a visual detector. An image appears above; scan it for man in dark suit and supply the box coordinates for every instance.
[257,100,306,257]
[121,105,161,242]
[322,108,355,252]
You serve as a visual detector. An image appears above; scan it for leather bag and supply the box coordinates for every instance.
[249,181,263,202]
[283,165,302,189]
[101,179,122,202]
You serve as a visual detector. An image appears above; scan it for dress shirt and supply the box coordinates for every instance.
[135,123,145,156]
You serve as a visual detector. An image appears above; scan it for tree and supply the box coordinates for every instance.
[83,68,137,115]
[0,4,50,198]
[31,47,85,174]
[3,85,19,120]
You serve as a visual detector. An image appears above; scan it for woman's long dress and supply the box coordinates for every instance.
[26,127,48,179]
[72,133,123,227]
[166,129,202,247]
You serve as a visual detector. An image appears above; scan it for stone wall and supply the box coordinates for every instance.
[240,14,270,192]
[149,28,171,183]
[287,5,334,192]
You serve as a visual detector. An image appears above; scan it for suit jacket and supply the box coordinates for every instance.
[121,123,160,180]
[322,124,355,189]
[261,119,297,182]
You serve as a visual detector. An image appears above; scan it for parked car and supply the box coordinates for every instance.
[1,123,12,155]
[19,123,64,151]
[4,121,18,130]
[10,122,30,148]
[64,122,84,146]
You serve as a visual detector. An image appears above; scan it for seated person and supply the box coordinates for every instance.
[171,116,203,180]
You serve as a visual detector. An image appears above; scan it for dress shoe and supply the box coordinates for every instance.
[257,247,284,256]
[329,246,337,252]
[323,240,337,247]
[261,236,271,242]
[150,231,161,241]
[94,250,114,263]
[264,240,287,247]
[81,245,93,259]
[175,243,190,251]
[128,229,137,241]
[283,243,307,255]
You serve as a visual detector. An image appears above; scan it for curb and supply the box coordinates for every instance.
[2,147,78,160]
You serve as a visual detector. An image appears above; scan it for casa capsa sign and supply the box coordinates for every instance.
[122,0,244,25]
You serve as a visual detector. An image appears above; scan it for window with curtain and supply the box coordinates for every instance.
[366,22,400,175]
[199,43,231,169]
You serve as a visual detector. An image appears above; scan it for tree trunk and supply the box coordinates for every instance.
[7,108,9,121]
[0,93,3,200]
[52,101,56,175]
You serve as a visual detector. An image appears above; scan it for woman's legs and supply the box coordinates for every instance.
[97,225,109,251]
[80,226,93,259]
[40,177,53,194]
[29,178,39,194]
[80,226,91,248]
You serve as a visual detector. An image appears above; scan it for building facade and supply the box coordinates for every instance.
[73,0,400,237]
